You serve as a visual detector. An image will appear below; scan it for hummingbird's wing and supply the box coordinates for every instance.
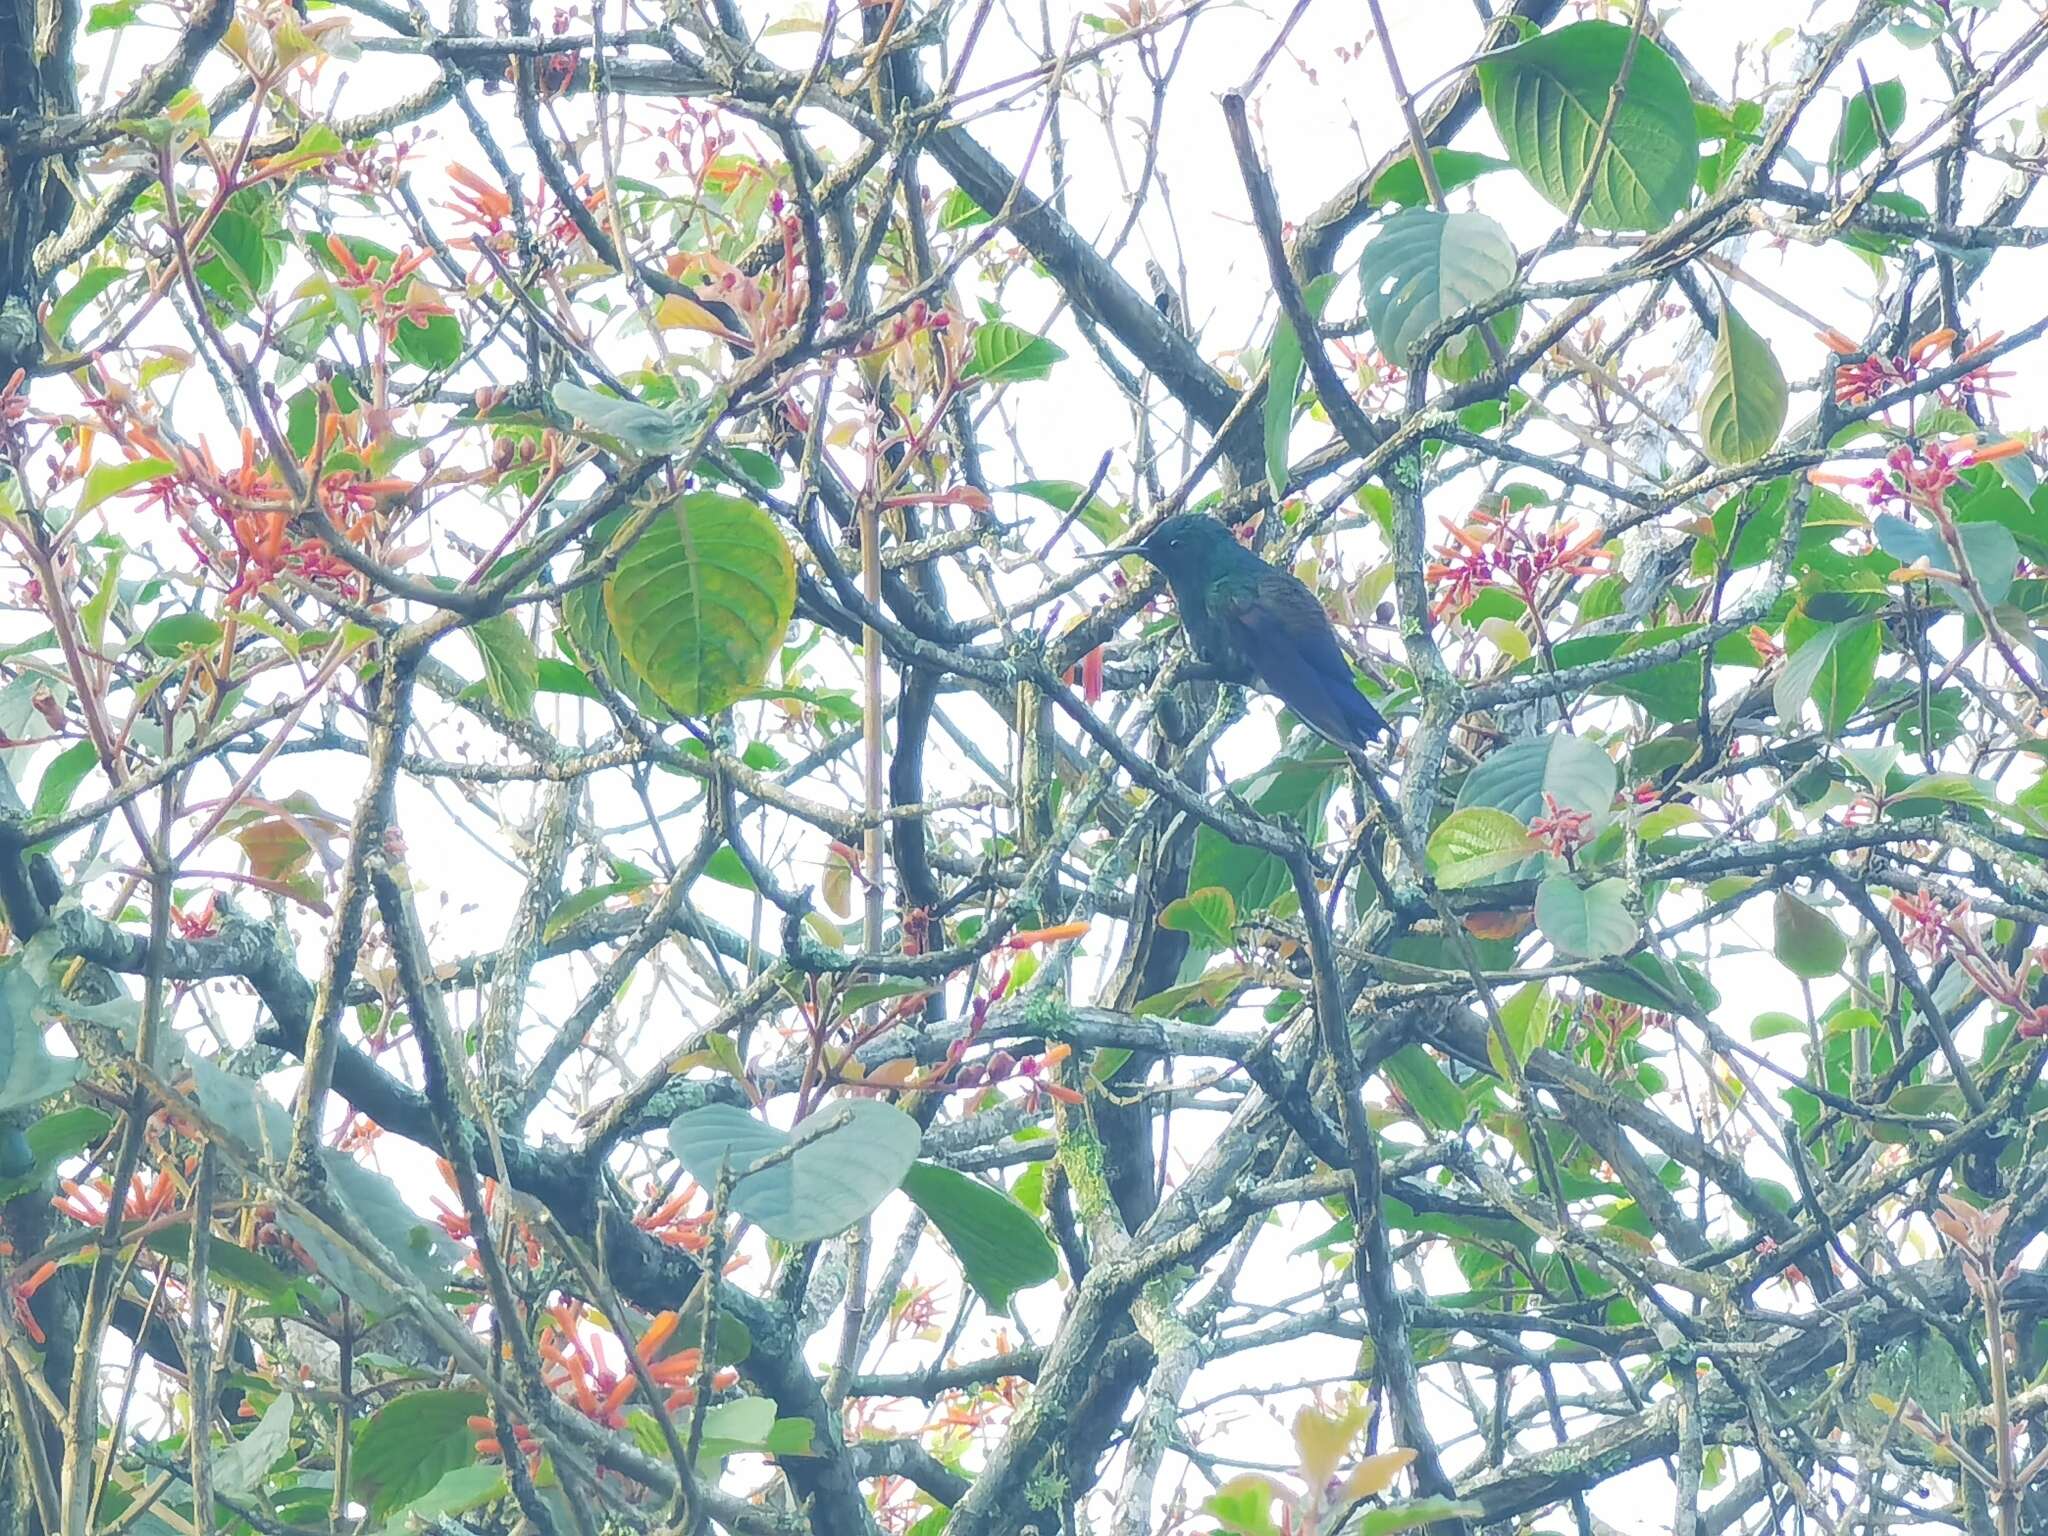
[1214,570,1389,748]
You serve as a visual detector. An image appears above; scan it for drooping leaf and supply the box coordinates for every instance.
[963,320,1066,384]
[353,1389,487,1519]
[0,1106,112,1200]
[31,740,99,828]
[1360,208,1517,364]
[1383,1045,1465,1132]
[1478,20,1699,230]
[214,1391,295,1499]
[603,492,796,717]
[1535,874,1637,958]
[563,512,672,717]
[1367,150,1512,208]
[667,1100,921,1243]
[1264,273,1339,498]
[1158,886,1238,949]
[1773,892,1846,978]
[78,458,175,515]
[1427,807,1538,890]
[0,962,83,1112]
[1832,77,1906,174]
[467,611,539,722]
[900,1161,1058,1315]
[1876,512,2018,608]
[1699,302,1788,465]
[1774,621,1881,734]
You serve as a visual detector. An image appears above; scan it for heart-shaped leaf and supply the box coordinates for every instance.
[1479,20,1699,231]
[1159,886,1238,949]
[667,1100,921,1244]
[1535,874,1636,958]
[604,492,796,718]
[1360,208,1517,364]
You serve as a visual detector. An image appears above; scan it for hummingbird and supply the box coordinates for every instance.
[1097,515,1390,749]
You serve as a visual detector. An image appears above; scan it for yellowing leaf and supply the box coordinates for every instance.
[1293,1401,1369,1488]
[1340,1447,1416,1502]
[656,293,740,336]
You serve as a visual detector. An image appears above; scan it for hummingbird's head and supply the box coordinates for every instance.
[1098,514,1240,585]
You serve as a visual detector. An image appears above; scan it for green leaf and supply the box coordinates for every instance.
[1134,964,1250,1023]
[0,962,83,1112]
[1876,512,2017,608]
[1774,621,1880,734]
[1773,892,1846,978]
[1752,1011,1806,1040]
[79,458,174,514]
[900,1161,1058,1315]
[85,1,138,31]
[31,740,99,825]
[375,1464,506,1532]
[198,206,281,311]
[47,265,125,341]
[1203,1476,1284,1536]
[963,320,1066,384]
[1360,208,1517,364]
[1427,806,1538,890]
[1383,1045,1465,1132]
[1190,743,1344,913]
[143,611,223,657]
[0,1106,112,1200]
[563,514,672,717]
[1478,20,1699,230]
[1699,303,1787,465]
[1832,77,1905,173]
[1454,733,1615,881]
[603,492,796,717]
[551,381,691,457]
[1535,874,1636,958]
[468,612,539,721]
[542,883,632,942]
[394,312,463,371]
[143,1229,297,1301]
[1158,886,1238,949]
[691,1396,784,1469]
[938,187,991,229]
[214,1391,295,1499]
[1367,150,1511,208]
[353,1389,487,1519]
[666,1100,921,1243]
[1010,479,1125,545]
[1353,1500,1483,1536]
[1264,274,1338,498]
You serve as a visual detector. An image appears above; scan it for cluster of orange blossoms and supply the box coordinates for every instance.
[470,1302,739,1472]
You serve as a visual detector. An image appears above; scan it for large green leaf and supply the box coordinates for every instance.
[1535,874,1636,958]
[1189,743,1344,915]
[1264,274,1338,499]
[214,1391,295,1499]
[1699,303,1787,465]
[564,512,671,716]
[1158,886,1238,949]
[1773,892,1846,979]
[0,961,83,1112]
[900,1161,1058,1315]
[1774,621,1881,734]
[1383,1045,1465,1132]
[1876,512,2018,608]
[1454,733,1616,881]
[1360,209,1517,364]
[603,492,796,717]
[667,1100,921,1244]
[1427,807,1538,890]
[353,1389,487,1519]
[1478,20,1698,231]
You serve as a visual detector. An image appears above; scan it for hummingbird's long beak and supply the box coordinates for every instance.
[1076,543,1149,564]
